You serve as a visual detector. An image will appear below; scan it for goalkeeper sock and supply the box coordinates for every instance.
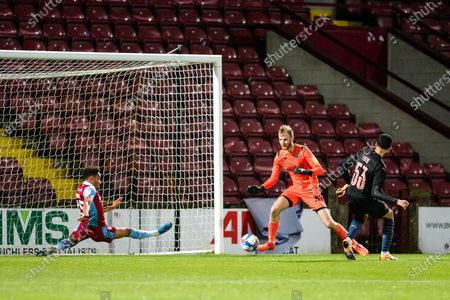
[335,223,348,240]
[381,218,394,252]
[55,239,73,251]
[130,228,158,239]
[268,221,279,243]
[347,219,363,240]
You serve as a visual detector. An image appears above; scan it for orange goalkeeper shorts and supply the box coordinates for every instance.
[281,186,327,211]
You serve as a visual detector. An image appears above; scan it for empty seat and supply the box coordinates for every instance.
[273,82,298,100]
[248,137,274,156]
[250,81,275,100]
[48,40,69,51]
[391,142,416,158]
[296,138,321,157]
[229,156,254,175]
[311,119,336,138]
[224,137,248,156]
[327,103,353,120]
[264,118,285,138]
[86,6,108,21]
[189,44,212,54]
[358,122,382,138]
[343,138,366,154]
[384,179,408,198]
[62,5,85,21]
[179,9,201,25]
[131,7,154,23]
[115,24,137,40]
[224,10,246,26]
[184,27,207,44]
[237,176,260,196]
[243,64,268,81]
[432,181,450,199]
[161,26,184,43]
[207,27,229,43]
[247,11,270,25]
[266,66,290,81]
[223,63,243,80]
[71,41,94,52]
[319,138,346,158]
[227,80,252,100]
[281,100,305,118]
[91,23,113,40]
[238,46,259,63]
[23,39,46,51]
[67,23,90,39]
[223,117,241,137]
[138,26,161,41]
[120,42,142,53]
[233,99,258,117]
[400,161,426,179]
[48,134,68,152]
[40,114,66,134]
[254,156,274,176]
[287,118,311,138]
[201,9,223,25]
[19,22,42,37]
[26,178,56,206]
[229,28,254,43]
[256,100,281,118]
[335,120,360,138]
[407,178,431,193]
[240,118,264,137]
[0,21,16,37]
[155,9,178,24]
[43,23,66,39]
[384,158,401,178]
[305,102,328,119]
[224,176,239,197]
[0,38,21,50]
[110,6,131,22]
[424,163,447,179]
[215,45,238,62]
[296,85,323,102]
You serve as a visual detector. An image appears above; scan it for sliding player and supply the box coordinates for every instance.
[247,125,368,256]
[36,167,172,256]
[337,134,409,260]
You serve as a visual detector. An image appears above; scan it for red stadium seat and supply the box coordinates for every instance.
[222,63,243,80]
[215,45,238,62]
[138,26,162,42]
[67,23,90,39]
[229,156,254,176]
[264,118,285,138]
[96,41,119,52]
[207,27,230,44]
[384,179,408,198]
[161,26,184,43]
[224,137,248,156]
[176,0,196,8]
[391,142,416,158]
[305,102,328,119]
[155,9,178,24]
[71,41,94,52]
[66,115,90,133]
[254,156,274,176]
[266,66,290,82]
[247,11,270,25]
[91,23,113,40]
[229,28,254,43]
[400,161,426,179]
[0,21,16,37]
[343,138,366,154]
[224,10,246,26]
[48,40,69,51]
[120,42,142,53]
[201,9,223,25]
[243,64,268,81]
[222,100,233,117]
[335,120,360,138]
[233,99,258,117]
[423,163,447,179]
[43,23,66,39]
[19,22,42,37]
[0,38,21,50]
[223,117,241,137]
[432,181,450,200]
[240,118,264,137]
[238,47,260,63]
[23,39,46,51]
[227,80,252,100]
[296,138,321,157]
[247,137,274,157]
[110,6,131,22]
[327,103,354,120]
[358,122,382,138]
[26,178,56,206]
[280,100,305,118]
[384,158,401,178]
[40,114,65,134]
[184,27,207,44]
[62,5,85,21]
[273,82,298,100]
[311,119,336,138]
[91,116,115,135]
[256,100,281,118]
[223,0,241,9]
[237,176,261,196]
[407,178,431,193]
[287,118,311,138]
[319,138,346,158]
[197,0,220,8]
[296,85,323,102]
[250,81,275,100]
[86,6,108,21]
[115,24,137,41]
[131,7,154,23]
[189,44,212,54]
[224,176,239,197]
[178,9,201,25]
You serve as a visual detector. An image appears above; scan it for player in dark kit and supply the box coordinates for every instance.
[336,134,409,261]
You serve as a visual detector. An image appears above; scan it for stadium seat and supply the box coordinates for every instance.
[327,103,354,121]
[250,81,275,100]
[233,99,258,117]
[86,6,108,21]
[207,27,230,44]
[184,27,207,44]
[201,9,223,25]
[0,38,21,50]
[110,6,132,22]
[273,82,298,101]
[229,155,254,176]
[138,26,162,42]
[264,117,285,138]
[224,137,248,156]
[266,66,290,82]
[384,158,401,178]
[115,24,137,41]
[391,142,416,158]
[335,120,361,138]
[296,138,321,157]
[238,47,260,63]
[400,161,426,179]
[358,123,382,138]
[407,178,432,193]
[96,41,119,52]
[216,45,238,62]
[319,138,346,158]
[305,102,328,119]
[227,81,252,100]
[98,136,123,153]
[229,28,254,43]
[237,176,261,196]
[240,118,264,137]
[311,119,336,138]
[224,10,246,26]
[243,64,268,81]
[71,41,94,52]
[296,85,323,102]
[48,40,69,51]
[432,181,450,201]
[62,5,85,21]
[179,9,201,25]
[47,133,69,153]
[247,137,274,157]
[280,100,305,118]
[222,100,233,117]
[79,153,101,170]
[0,21,16,37]
[91,23,113,40]
[161,26,185,43]
[224,176,240,205]
[40,114,66,134]
[384,178,408,198]
[19,22,42,37]
[43,23,66,39]
[67,23,90,39]
[120,42,142,53]
[223,117,241,137]
[23,39,46,51]
[131,7,155,23]
[247,11,270,25]
[155,9,178,24]
[254,156,274,176]
[197,0,220,9]
[287,118,311,138]
[190,44,212,54]
[423,163,448,179]
[343,138,366,154]
[256,100,281,118]
[223,63,243,80]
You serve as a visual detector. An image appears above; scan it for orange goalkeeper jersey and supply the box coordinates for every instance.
[262,144,325,192]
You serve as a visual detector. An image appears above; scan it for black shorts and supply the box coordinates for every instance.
[348,198,389,220]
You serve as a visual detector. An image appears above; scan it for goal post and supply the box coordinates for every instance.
[0,50,223,255]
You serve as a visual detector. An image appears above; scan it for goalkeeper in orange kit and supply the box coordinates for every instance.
[247,125,368,258]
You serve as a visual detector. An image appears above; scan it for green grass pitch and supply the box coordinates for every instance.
[0,254,449,300]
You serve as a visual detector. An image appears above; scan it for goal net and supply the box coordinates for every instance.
[0,51,223,255]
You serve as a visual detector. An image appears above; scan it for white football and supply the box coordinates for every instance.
[240,233,259,252]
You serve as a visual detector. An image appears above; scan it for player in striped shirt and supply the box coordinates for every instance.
[36,167,172,256]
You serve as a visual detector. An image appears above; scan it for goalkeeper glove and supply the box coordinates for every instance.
[293,168,313,176]
[247,185,266,195]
